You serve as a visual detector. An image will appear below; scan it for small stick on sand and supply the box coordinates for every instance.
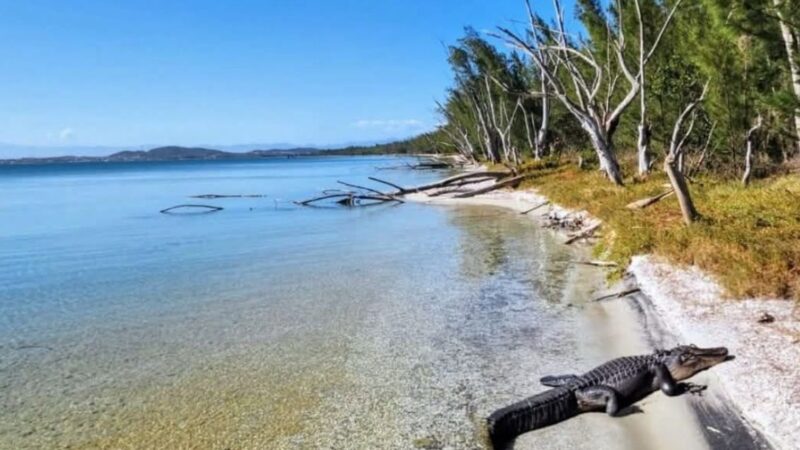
[521,201,550,215]
[564,223,601,244]
[574,260,619,268]
[592,288,641,302]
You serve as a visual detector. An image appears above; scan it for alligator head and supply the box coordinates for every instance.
[661,344,732,381]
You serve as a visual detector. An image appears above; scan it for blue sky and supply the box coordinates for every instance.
[0,1,575,157]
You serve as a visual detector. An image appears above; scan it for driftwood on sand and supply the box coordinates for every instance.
[625,190,674,209]
[574,260,619,267]
[452,174,532,198]
[564,223,601,244]
[520,201,550,215]
[592,288,641,302]
[160,204,224,214]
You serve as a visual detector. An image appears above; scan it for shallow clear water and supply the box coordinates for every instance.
[0,157,701,449]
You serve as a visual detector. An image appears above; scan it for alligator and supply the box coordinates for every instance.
[486,345,732,449]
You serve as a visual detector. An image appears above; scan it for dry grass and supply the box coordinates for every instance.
[519,162,800,300]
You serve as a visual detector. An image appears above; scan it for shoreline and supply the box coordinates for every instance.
[406,180,794,449]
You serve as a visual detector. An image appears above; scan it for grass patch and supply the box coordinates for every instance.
[519,163,800,300]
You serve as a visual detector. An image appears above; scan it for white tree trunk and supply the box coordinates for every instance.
[536,78,549,159]
[773,0,800,154]
[522,107,536,158]
[637,123,650,174]
[742,115,762,186]
[583,121,624,185]
[742,138,754,186]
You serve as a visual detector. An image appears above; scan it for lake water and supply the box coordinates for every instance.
[0,157,695,449]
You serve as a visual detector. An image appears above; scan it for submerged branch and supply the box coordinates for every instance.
[160,204,224,214]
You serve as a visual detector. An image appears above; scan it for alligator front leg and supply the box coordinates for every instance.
[654,363,708,396]
[654,363,682,396]
[540,374,579,387]
[575,385,621,416]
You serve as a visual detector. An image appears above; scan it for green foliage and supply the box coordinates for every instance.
[520,162,800,300]
[327,130,449,155]
[427,0,799,176]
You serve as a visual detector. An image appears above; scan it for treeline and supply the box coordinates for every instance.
[327,132,441,155]
[432,0,799,220]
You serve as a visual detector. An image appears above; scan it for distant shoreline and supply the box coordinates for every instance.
[0,146,419,166]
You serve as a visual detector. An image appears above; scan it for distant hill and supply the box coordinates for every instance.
[108,146,231,161]
[1,145,341,165]
[0,132,449,165]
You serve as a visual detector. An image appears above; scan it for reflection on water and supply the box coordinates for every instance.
[1,159,652,449]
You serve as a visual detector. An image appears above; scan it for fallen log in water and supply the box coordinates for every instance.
[160,204,223,214]
[368,171,508,195]
[367,176,407,193]
[191,194,266,199]
[336,180,403,203]
[295,193,399,207]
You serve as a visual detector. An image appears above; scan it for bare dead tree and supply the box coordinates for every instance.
[742,115,763,186]
[665,83,708,225]
[462,85,502,163]
[686,121,716,178]
[635,0,683,175]
[497,0,682,185]
[435,101,478,163]
[484,76,523,164]
[490,71,551,160]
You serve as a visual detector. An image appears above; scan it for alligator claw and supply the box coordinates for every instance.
[681,382,708,396]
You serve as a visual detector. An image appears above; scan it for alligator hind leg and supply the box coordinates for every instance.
[575,385,621,416]
[539,374,579,387]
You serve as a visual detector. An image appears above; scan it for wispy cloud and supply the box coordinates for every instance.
[59,127,75,141]
[352,119,424,132]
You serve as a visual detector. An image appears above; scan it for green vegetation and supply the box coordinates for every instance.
[327,131,447,155]
[431,0,800,177]
[519,159,800,300]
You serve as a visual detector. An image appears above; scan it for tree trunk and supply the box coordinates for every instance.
[637,123,651,174]
[742,138,754,186]
[664,155,699,225]
[536,77,549,158]
[742,115,762,186]
[522,107,537,158]
[584,121,624,185]
[773,0,800,154]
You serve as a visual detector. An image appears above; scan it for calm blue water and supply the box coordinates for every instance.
[0,157,658,449]
[0,157,444,341]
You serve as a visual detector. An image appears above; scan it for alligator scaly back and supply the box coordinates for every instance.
[487,387,578,449]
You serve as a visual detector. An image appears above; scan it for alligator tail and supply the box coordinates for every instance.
[486,387,577,449]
